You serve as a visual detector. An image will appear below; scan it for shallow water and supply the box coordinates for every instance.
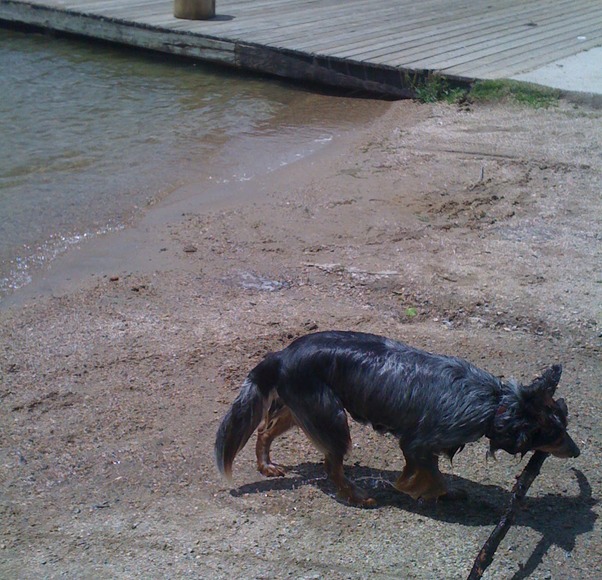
[0,29,383,297]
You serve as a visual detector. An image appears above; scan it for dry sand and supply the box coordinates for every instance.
[1,97,600,579]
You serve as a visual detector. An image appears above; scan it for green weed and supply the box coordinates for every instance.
[413,74,466,104]
[411,75,561,108]
[469,79,560,108]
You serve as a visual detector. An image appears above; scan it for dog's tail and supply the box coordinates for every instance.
[215,354,281,480]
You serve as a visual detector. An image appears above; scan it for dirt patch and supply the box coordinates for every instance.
[1,99,600,579]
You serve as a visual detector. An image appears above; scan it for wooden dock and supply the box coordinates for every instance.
[1,0,601,97]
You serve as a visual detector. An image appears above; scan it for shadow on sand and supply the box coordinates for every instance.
[231,463,596,578]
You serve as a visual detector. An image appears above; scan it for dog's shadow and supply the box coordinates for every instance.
[231,463,596,579]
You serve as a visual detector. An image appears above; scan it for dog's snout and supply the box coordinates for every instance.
[537,432,580,458]
[549,434,580,458]
[566,435,580,458]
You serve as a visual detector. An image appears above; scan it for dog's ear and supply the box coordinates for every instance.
[556,397,568,416]
[526,364,562,398]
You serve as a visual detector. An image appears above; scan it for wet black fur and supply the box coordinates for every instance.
[215,330,577,481]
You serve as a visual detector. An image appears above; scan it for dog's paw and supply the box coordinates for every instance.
[356,496,378,508]
[339,490,377,508]
[439,488,468,501]
[258,463,287,477]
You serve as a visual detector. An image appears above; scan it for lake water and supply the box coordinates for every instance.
[0,28,383,298]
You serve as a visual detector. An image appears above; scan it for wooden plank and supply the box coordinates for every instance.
[384,11,599,67]
[201,2,384,38]
[331,0,579,60]
[230,0,494,46]
[1,0,600,97]
[450,35,602,78]
[397,15,602,71]
[267,1,510,50]
[0,1,237,62]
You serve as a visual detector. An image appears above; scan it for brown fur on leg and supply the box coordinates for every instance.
[324,454,376,507]
[395,453,447,500]
[256,403,296,477]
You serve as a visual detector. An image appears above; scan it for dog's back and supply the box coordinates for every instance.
[274,331,502,455]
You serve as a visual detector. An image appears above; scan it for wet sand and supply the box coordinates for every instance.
[1,98,600,579]
[1,92,388,308]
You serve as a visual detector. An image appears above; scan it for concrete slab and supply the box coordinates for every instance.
[512,47,602,95]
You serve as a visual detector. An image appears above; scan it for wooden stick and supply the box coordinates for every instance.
[467,451,550,580]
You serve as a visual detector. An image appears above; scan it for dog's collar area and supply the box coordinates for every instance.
[485,404,505,437]
[485,394,513,450]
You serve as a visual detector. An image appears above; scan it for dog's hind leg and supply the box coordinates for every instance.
[280,380,376,507]
[256,400,297,477]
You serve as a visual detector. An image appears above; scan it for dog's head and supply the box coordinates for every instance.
[489,364,580,458]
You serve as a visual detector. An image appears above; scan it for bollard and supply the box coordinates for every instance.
[174,0,215,20]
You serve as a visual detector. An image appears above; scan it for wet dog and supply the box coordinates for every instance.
[215,331,580,506]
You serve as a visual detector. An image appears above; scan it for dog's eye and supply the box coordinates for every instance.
[553,412,567,428]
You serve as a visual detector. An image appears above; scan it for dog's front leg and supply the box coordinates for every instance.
[394,452,448,500]
[324,454,377,508]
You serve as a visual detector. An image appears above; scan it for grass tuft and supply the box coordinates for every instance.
[413,74,467,104]
[469,80,561,108]
[411,75,561,108]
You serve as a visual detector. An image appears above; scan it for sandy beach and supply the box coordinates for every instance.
[1,97,600,578]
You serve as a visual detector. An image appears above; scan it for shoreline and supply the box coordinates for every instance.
[1,93,390,310]
[1,24,392,305]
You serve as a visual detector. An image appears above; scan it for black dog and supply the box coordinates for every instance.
[215,331,580,506]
